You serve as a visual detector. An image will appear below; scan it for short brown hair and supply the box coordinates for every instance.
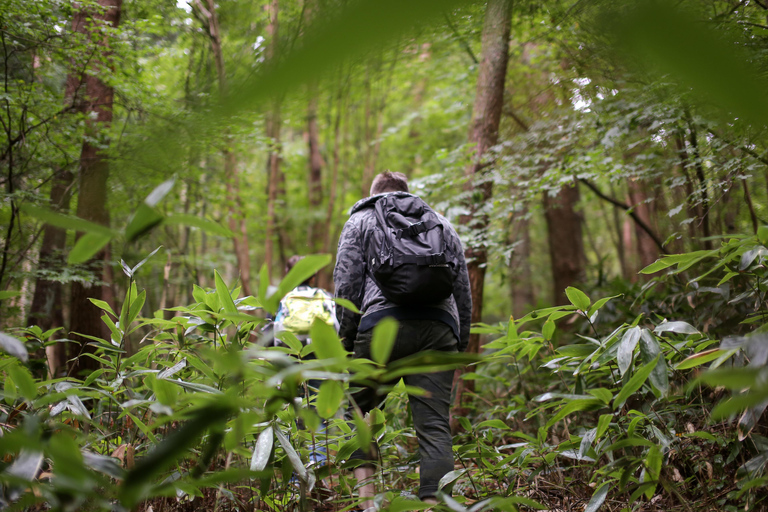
[370,171,409,195]
[285,255,305,275]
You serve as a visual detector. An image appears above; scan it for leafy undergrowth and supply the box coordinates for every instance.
[2,231,768,512]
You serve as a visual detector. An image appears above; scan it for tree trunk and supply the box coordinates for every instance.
[509,214,534,320]
[306,90,324,251]
[264,0,281,283]
[68,0,122,378]
[194,0,253,296]
[27,169,73,377]
[627,179,660,270]
[452,0,512,423]
[543,182,586,306]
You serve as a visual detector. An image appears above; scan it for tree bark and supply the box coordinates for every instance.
[27,169,73,377]
[194,0,253,296]
[543,182,586,306]
[68,0,122,378]
[509,213,534,320]
[452,0,512,423]
[627,179,661,270]
[264,0,281,283]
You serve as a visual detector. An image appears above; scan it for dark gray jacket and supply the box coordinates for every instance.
[333,192,472,351]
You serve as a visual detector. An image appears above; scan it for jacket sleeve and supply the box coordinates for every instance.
[451,232,472,352]
[333,221,365,350]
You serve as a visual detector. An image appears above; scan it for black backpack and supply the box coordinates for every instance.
[367,194,456,305]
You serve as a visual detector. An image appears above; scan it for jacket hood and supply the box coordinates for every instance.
[348,191,418,215]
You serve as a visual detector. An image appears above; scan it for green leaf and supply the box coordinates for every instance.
[68,232,112,264]
[565,286,590,311]
[639,258,675,274]
[697,368,763,390]
[127,290,146,327]
[264,254,332,314]
[587,295,621,317]
[645,445,662,499]
[119,403,232,508]
[310,318,346,361]
[0,290,20,301]
[214,270,238,315]
[477,419,510,430]
[556,344,596,358]
[164,214,233,237]
[89,298,116,317]
[371,317,398,364]
[382,351,481,382]
[333,297,361,314]
[250,426,274,472]
[639,330,668,394]
[7,363,36,400]
[131,246,163,274]
[542,319,555,341]
[614,355,660,410]
[712,391,768,420]
[584,482,611,512]
[676,348,729,370]
[654,321,699,336]
[0,332,29,362]
[316,380,344,419]
[604,1,768,127]
[125,204,164,242]
[758,226,768,246]
[145,178,175,207]
[618,327,640,376]
[546,399,604,430]
[20,203,116,237]
[588,388,613,405]
[596,414,613,438]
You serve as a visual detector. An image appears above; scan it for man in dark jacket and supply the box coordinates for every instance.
[333,171,471,508]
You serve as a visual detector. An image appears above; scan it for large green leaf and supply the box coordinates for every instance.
[0,332,29,362]
[617,326,640,376]
[614,355,659,410]
[125,204,163,242]
[639,330,668,395]
[316,380,344,419]
[565,286,590,311]
[163,214,233,237]
[68,232,112,264]
[214,270,238,315]
[250,426,274,472]
[20,203,116,236]
[119,403,232,508]
[263,254,332,314]
[604,1,768,126]
[371,317,398,365]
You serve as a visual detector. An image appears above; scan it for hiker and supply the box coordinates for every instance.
[333,171,472,509]
[273,255,338,467]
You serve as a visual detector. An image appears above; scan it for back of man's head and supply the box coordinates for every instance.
[370,171,409,196]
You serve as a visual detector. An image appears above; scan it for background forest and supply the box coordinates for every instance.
[1,0,768,511]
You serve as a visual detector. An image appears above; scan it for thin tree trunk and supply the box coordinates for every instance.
[627,179,660,270]
[305,0,324,252]
[264,0,281,283]
[194,0,252,296]
[68,0,122,378]
[27,169,73,376]
[543,182,586,306]
[685,120,713,250]
[509,214,534,319]
[452,0,512,424]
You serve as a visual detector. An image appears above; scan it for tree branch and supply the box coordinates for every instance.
[444,12,478,65]
[579,178,667,253]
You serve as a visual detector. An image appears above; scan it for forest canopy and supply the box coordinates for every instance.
[1,0,768,510]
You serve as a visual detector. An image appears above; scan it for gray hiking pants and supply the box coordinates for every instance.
[347,319,457,499]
